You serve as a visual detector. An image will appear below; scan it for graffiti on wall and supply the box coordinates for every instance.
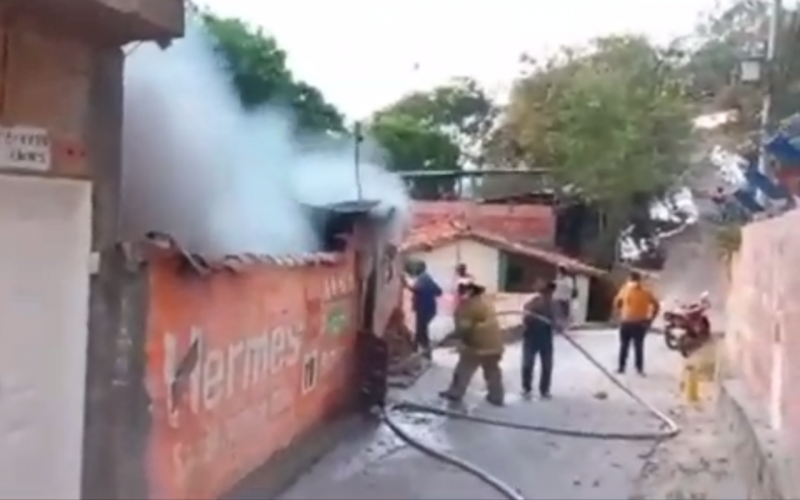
[144,259,357,500]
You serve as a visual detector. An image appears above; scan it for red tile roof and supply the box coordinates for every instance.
[412,201,555,244]
[401,221,607,278]
[134,232,344,276]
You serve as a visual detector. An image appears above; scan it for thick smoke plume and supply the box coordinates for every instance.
[120,21,409,257]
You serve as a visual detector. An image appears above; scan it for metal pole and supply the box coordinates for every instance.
[759,0,782,175]
[354,121,363,200]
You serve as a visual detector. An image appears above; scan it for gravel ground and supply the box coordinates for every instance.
[633,394,746,500]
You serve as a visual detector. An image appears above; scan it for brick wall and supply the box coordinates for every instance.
[412,201,555,243]
[727,209,800,444]
[141,249,360,500]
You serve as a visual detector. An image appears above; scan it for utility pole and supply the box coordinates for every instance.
[354,121,363,200]
[759,0,783,174]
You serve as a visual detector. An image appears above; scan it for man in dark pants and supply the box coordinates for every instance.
[614,271,660,375]
[406,262,442,359]
[521,280,559,398]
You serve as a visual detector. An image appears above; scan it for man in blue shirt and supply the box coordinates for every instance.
[407,262,443,360]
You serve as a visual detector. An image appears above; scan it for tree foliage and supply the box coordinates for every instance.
[685,0,800,129]
[373,77,498,166]
[367,78,497,199]
[489,35,694,264]
[494,36,693,202]
[202,14,345,133]
[369,113,461,199]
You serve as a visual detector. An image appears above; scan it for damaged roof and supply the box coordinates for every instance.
[137,232,344,276]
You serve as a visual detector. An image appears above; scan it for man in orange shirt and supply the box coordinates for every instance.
[613,271,660,375]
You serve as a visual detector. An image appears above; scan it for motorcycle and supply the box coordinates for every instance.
[662,292,712,358]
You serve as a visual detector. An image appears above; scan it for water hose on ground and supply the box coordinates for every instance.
[379,312,681,500]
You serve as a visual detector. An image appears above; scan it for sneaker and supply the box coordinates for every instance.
[540,392,552,400]
[637,370,646,377]
[616,368,625,375]
[522,388,533,399]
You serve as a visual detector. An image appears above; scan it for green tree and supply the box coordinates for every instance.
[367,78,498,200]
[369,113,461,199]
[490,35,694,265]
[684,0,800,131]
[202,14,345,132]
[373,77,498,167]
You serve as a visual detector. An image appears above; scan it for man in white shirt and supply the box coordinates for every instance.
[552,265,576,326]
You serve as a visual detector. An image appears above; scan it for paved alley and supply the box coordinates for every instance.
[278,329,745,500]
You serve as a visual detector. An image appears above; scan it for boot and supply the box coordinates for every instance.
[485,394,505,406]
[439,390,462,403]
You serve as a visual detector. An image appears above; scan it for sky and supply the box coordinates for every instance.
[203,0,722,119]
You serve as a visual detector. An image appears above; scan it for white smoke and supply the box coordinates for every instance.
[120,20,409,257]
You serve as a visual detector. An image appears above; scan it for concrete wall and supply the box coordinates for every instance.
[0,10,127,500]
[94,0,184,40]
[0,4,183,498]
[1,0,184,44]
[723,209,800,498]
[0,175,92,499]
[725,212,798,432]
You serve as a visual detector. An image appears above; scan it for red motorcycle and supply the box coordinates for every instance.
[662,293,712,358]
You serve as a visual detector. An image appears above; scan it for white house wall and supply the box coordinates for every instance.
[0,174,92,499]
[408,239,592,325]
[410,239,500,298]
[572,275,590,325]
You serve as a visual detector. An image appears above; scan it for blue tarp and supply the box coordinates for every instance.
[732,189,764,213]
[764,134,800,165]
[742,159,793,202]
[765,113,800,167]
[705,141,796,226]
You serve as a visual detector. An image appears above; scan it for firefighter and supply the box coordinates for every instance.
[439,280,505,406]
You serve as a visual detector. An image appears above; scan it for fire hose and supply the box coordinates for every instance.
[377,311,681,500]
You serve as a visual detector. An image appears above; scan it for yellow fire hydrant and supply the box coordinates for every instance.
[682,365,701,403]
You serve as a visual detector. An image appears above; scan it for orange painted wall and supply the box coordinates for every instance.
[142,252,359,499]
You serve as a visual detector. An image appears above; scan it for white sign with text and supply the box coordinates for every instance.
[0,126,51,172]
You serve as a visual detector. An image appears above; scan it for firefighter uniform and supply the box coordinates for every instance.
[440,288,505,406]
